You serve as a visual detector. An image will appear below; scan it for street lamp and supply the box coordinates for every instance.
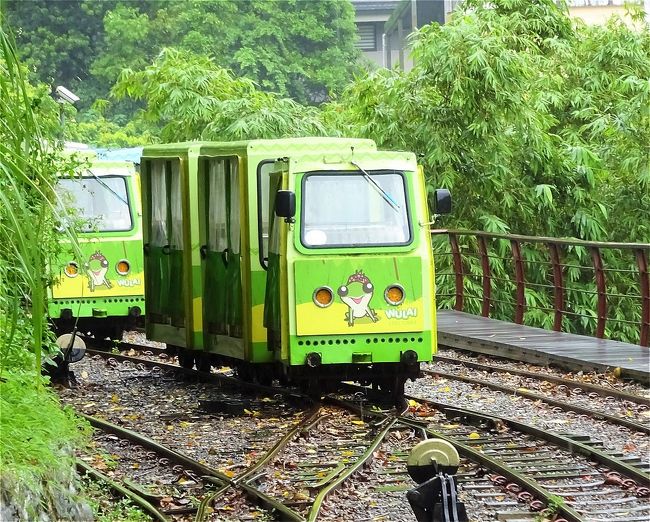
[55,85,79,146]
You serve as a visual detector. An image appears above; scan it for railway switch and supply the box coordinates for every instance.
[406,439,467,522]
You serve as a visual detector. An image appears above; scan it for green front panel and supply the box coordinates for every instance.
[293,256,425,334]
[49,163,146,320]
[290,255,429,365]
[50,237,146,318]
[289,331,432,366]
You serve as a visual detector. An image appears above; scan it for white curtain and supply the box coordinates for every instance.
[229,160,240,255]
[150,160,168,246]
[170,161,184,249]
[208,159,228,251]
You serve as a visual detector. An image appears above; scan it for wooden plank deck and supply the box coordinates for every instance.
[436,310,650,383]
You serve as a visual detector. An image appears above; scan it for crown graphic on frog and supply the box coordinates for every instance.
[89,251,107,262]
[346,270,370,286]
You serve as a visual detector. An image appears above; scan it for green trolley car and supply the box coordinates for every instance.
[140,138,449,400]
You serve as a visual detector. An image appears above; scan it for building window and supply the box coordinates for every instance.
[565,0,626,5]
[356,22,377,51]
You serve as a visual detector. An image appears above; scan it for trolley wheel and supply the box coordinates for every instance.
[178,349,195,369]
[301,378,322,400]
[94,324,123,341]
[255,369,273,387]
[195,353,211,373]
[237,363,254,381]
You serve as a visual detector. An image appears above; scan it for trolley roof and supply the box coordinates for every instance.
[141,137,378,158]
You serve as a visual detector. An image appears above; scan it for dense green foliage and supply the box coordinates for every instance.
[329,0,649,241]
[5,0,360,109]
[0,25,90,514]
[112,48,328,141]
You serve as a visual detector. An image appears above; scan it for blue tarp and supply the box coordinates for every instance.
[94,147,143,164]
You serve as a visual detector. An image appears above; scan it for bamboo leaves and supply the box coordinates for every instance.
[0,28,80,379]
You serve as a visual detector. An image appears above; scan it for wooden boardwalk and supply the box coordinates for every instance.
[436,310,650,383]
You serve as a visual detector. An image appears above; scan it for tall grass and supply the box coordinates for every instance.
[0,27,80,379]
[1,24,91,519]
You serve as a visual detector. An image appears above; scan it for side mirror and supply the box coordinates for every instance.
[275,190,296,220]
[429,188,451,215]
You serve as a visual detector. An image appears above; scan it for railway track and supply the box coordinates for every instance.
[433,352,650,406]
[343,384,650,522]
[407,398,650,522]
[70,342,649,521]
[78,416,223,521]
[423,367,650,435]
[70,348,406,521]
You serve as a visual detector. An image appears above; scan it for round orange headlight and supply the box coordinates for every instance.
[313,287,333,308]
[64,262,79,278]
[116,260,130,275]
[385,285,405,306]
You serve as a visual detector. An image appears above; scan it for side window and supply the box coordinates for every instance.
[229,160,240,256]
[150,160,168,247]
[170,161,183,249]
[207,159,228,251]
[257,160,274,269]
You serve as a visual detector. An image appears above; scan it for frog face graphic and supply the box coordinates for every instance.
[86,251,112,291]
[338,270,379,326]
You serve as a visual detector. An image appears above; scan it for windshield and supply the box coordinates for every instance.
[56,176,132,232]
[301,170,411,248]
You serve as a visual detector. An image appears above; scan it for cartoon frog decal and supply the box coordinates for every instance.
[338,270,379,327]
[86,251,112,291]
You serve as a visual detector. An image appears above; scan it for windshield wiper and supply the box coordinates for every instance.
[351,161,400,212]
[86,170,129,206]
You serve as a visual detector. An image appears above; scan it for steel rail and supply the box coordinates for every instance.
[194,407,325,522]
[340,383,649,511]
[398,417,586,522]
[194,483,230,522]
[305,397,403,522]
[77,459,169,522]
[236,406,325,484]
[199,477,306,522]
[307,417,398,521]
[335,387,585,521]
[78,413,231,483]
[425,368,650,435]
[83,348,317,521]
[433,354,650,406]
[119,341,168,356]
[239,482,305,522]
[404,394,650,487]
[81,412,307,522]
[89,337,168,356]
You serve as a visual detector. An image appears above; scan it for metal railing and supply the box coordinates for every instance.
[431,230,650,347]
